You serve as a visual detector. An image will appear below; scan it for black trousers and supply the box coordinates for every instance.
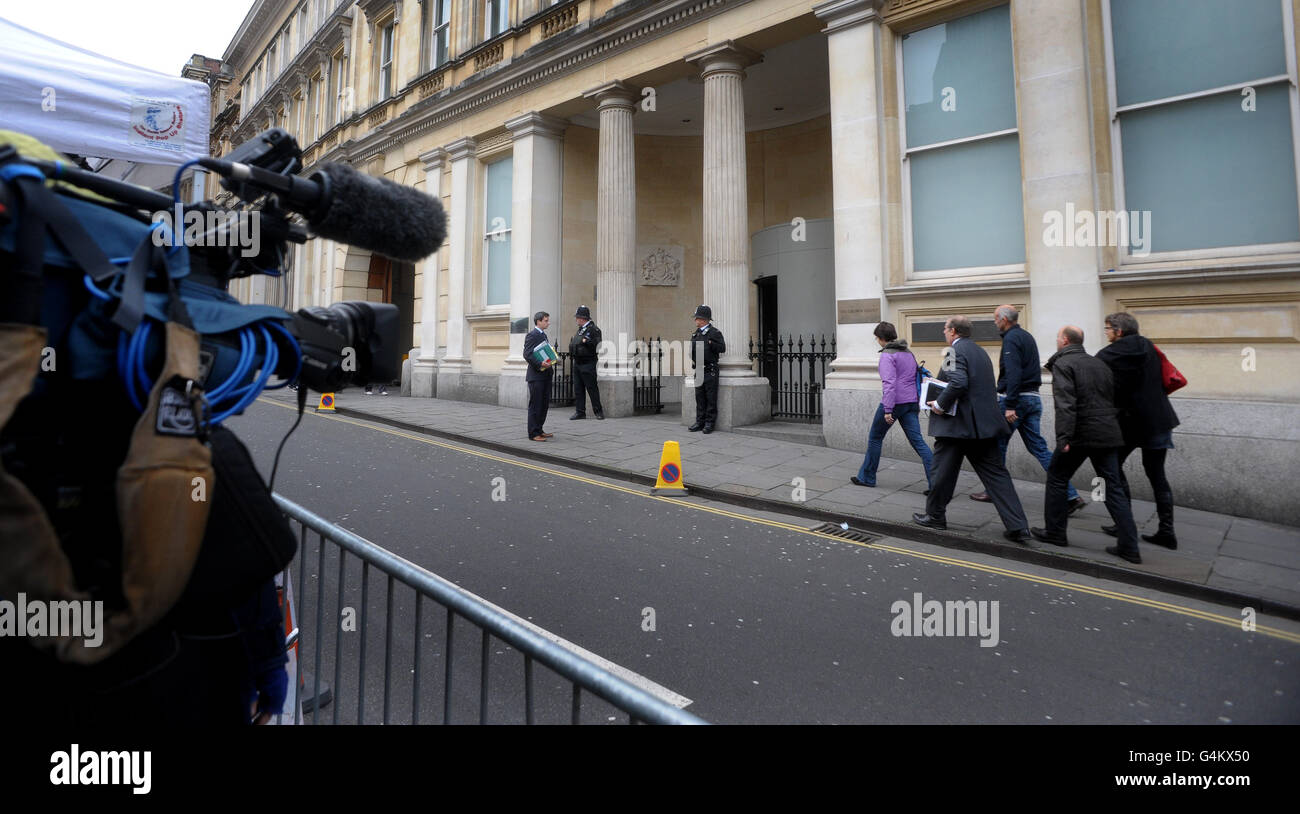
[1118,445,1175,536]
[1045,445,1139,551]
[694,372,719,424]
[925,436,1028,532]
[573,362,603,415]
[527,378,551,437]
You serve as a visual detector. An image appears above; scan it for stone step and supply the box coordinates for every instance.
[731,420,826,447]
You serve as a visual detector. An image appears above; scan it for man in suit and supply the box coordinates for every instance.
[523,311,555,442]
[913,315,1032,544]
[568,305,604,420]
[688,304,725,434]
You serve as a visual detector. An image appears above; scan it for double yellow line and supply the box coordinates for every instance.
[256,398,1300,645]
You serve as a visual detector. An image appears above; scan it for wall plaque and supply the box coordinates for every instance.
[836,298,881,325]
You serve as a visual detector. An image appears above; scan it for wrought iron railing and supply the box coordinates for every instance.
[633,337,664,414]
[748,334,836,423]
[549,351,575,408]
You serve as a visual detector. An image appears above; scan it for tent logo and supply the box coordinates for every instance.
[129,98,185,151]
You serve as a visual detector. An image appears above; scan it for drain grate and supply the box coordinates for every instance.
[810,522,877,544]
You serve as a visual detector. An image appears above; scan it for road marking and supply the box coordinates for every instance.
[257,398,1300,646]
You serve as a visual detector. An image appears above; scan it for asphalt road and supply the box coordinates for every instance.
[227,398,1300,724]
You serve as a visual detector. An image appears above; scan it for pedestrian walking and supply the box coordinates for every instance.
[1096,312,1180,549]
[851,322,933,492]
[970,305,1086,513]
[568,305,604,420]
[912,315,1031,544]
[523,311,555,441]
[1030,325,1142,564]
[688,305,724,434]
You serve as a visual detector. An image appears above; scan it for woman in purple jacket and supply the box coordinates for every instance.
[852,322,934,490]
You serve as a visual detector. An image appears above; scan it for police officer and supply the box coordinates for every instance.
[569,305,604,420]
[689,304,725,434]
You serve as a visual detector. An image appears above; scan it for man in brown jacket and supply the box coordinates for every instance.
[1031,325,1141,563]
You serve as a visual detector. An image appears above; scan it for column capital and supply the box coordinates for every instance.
[685,41,762,80]
[445,136,477,161]
[504,111,568,140]
[418,146,448,173]
[813,0,886,35]
[583,80,641,112]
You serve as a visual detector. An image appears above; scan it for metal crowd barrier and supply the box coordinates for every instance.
[273,494,706,725]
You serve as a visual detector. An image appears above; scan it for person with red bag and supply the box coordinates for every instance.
[1096,312,1181,555]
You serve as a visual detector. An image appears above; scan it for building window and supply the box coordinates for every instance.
[1105,0,1299,257]
[332,52,347,123]
[268,44,277,79]
[299,6,308,48]
[307,76,319,142]
[378,22,395,101]
[485,0,507,40]
[900,3,1023,275]
[483,156,513,307]
[429,0,450,69]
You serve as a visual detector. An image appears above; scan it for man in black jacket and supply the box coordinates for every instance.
[913,316,1031,543]
[522,311,555,442]
[1096,312,1180,549]
[568,305,604,420]
[971,305,1084,512]
[1030,326,1141,563]
[689,305,725,434]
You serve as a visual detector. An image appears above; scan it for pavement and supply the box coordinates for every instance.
[261,389,1300,619]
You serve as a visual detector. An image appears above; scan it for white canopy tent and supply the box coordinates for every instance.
[0,15,210,194]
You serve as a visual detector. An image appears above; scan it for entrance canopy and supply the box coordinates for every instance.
[0,16,210,166]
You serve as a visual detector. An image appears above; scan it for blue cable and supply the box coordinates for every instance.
[167,159,203,257]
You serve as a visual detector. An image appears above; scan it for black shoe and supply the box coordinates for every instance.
[1100,524,1118,537]
[923,489,932,496]
[1003,529,1032,545]
[1067,497,1088,515]
[850,477,875,488]
[1106,545,1142,564]
[1030,527,1068,546]
[595,413,605,420]
[912,513,947,530]
[702,423,715,434]
[970,492,991,503]
[570,413,585,420]
[688,422,705,432]
[1141,531,1178,550]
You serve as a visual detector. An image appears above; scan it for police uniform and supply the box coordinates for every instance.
[689,304,725,433]
[568,305,604,419]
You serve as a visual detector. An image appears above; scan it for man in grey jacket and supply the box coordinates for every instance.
[1031,325,1141,564]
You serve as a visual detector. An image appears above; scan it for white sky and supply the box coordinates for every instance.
[0,0,256,77]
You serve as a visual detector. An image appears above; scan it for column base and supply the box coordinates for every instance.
[595,375,635,418]
[436,360,471,402]
[681,376,770,431]
[498,366,528,409]
[411,358,438,398]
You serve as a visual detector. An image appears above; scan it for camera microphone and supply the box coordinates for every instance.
[198,158,446,263]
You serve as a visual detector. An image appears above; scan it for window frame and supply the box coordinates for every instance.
[895,4,1027,282]
[481,153,513,311]
[378,21,395,102]
[485,0,508,41]
[1100,0,1300,266]
[432,0,451,69]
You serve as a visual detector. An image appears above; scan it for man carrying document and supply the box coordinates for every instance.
[912,316,1032,544]
[523,311,556,441]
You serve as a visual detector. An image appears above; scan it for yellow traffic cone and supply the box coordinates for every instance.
[651,440,689,495]
[316,392,336,412]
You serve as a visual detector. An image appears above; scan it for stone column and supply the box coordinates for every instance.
[498,112,567,409]
[438,136,476,400]
[581,81,639,416]
[1013,0,1103,365]
[412,146,447,397]
[813,0,888,450]
[684,41,768,430]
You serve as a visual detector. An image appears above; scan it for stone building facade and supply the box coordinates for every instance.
[212,0,1300,523]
